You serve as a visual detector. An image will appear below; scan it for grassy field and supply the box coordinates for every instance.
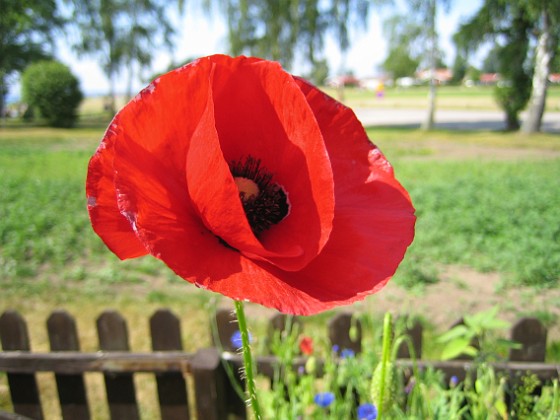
[1,88,560,417]
[322,85,560,112]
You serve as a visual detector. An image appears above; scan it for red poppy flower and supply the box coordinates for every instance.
[299,336,314,355]
[86,55,415,315]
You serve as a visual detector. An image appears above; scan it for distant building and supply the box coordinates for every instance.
[479,73,501,85]
[326,75,361,88]
[416,68,453,84]
[396,77,418,87]
[549,73,560,84]
[360,76,391,91]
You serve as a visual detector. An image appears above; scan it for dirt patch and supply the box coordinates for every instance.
[217,264,559,342]
[361,265,560,340]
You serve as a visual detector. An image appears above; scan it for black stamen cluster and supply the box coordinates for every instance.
[230,156,289,236]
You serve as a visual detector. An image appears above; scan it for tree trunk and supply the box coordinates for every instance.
[107,69,117,116]
[521,12,552,134]
[421,0,437,131]
[506,110,520,131]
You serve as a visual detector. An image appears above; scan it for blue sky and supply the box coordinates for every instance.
[10,0,483,99]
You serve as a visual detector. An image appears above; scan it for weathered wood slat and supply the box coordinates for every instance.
[396,359,560,382]
[329,312,362,355]
[210,309,247,418]
[0,351,193,373]
[0,311,43,420]
[225,353,560,383]
[47,310,91,420]
[213,308,239,352]
[97,311,139,420]
[396,318,423,359]
[509,317,547,362]
[191,348,228,420]
[150,309,190,420]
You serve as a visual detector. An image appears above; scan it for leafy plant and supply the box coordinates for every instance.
[437,306,519,361]
[21,60,83,127]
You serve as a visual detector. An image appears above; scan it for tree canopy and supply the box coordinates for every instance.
[457,0,560,132]
[217,0,373,71]
[64,0,177,113]
[0,0,64,114]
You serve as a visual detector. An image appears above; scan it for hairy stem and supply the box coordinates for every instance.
[234,300,262,419]
[377,312,393,419]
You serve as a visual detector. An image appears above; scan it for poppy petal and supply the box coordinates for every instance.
[186,56,335,270]
[196,79,414,315]
[86,55,415,316]
[86,124,148,259]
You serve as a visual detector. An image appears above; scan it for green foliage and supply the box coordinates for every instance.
[307,59,330,86]
[21,60,83,127]
[492,11,532,130]
[436,306,517,361]
[65,0,176,110]
[252,311,560,418]
[455,0,556,131]
[383,46,420,79]
[0,0,63,112]
[218,0,370,69]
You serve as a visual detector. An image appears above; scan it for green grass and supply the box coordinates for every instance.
[322,85,560,112]
[393,159,560,288]
[1,125,558,296]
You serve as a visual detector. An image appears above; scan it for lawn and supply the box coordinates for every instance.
[1,113,560,417]
[1,124,559,297]
[322,85,560,112]
[2,83,560,338]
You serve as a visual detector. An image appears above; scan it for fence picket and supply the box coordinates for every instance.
[509,317,547,362]
[329,312,362,355]
[0,310,43,420]
[396,318,423,359]
[213,308,238,352]
[96,310,140,420]
[150,309,190,420]
[0,308,557,419]
[47,310,90,420]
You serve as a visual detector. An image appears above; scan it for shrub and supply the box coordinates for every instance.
[21,60,83,127]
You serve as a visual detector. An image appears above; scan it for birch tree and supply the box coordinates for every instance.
[457,0,559,132]
[65,0,176,114]
[521,0,560,134]
[215,0,376,71]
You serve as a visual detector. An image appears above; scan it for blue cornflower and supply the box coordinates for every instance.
[450,375,459,387]
[332,344,340,353]
[405,377,416,394]
[357,403,378,419]
[340,348,355,358]
[230,330,252,350]
[314,392,335,408]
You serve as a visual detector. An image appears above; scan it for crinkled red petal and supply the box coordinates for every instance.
[86,124,148,259]
[87,55,414,316]
[191,78,415,315]
[185,56,334,271]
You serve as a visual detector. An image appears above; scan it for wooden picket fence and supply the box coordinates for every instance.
[0,308,558,420]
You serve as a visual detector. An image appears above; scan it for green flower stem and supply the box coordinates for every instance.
[234,300,262,419]
[376,312,393,420]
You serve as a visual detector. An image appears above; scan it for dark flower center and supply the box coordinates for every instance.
[230,156,289,236]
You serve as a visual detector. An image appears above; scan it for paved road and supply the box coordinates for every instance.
[353,108,560,133]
